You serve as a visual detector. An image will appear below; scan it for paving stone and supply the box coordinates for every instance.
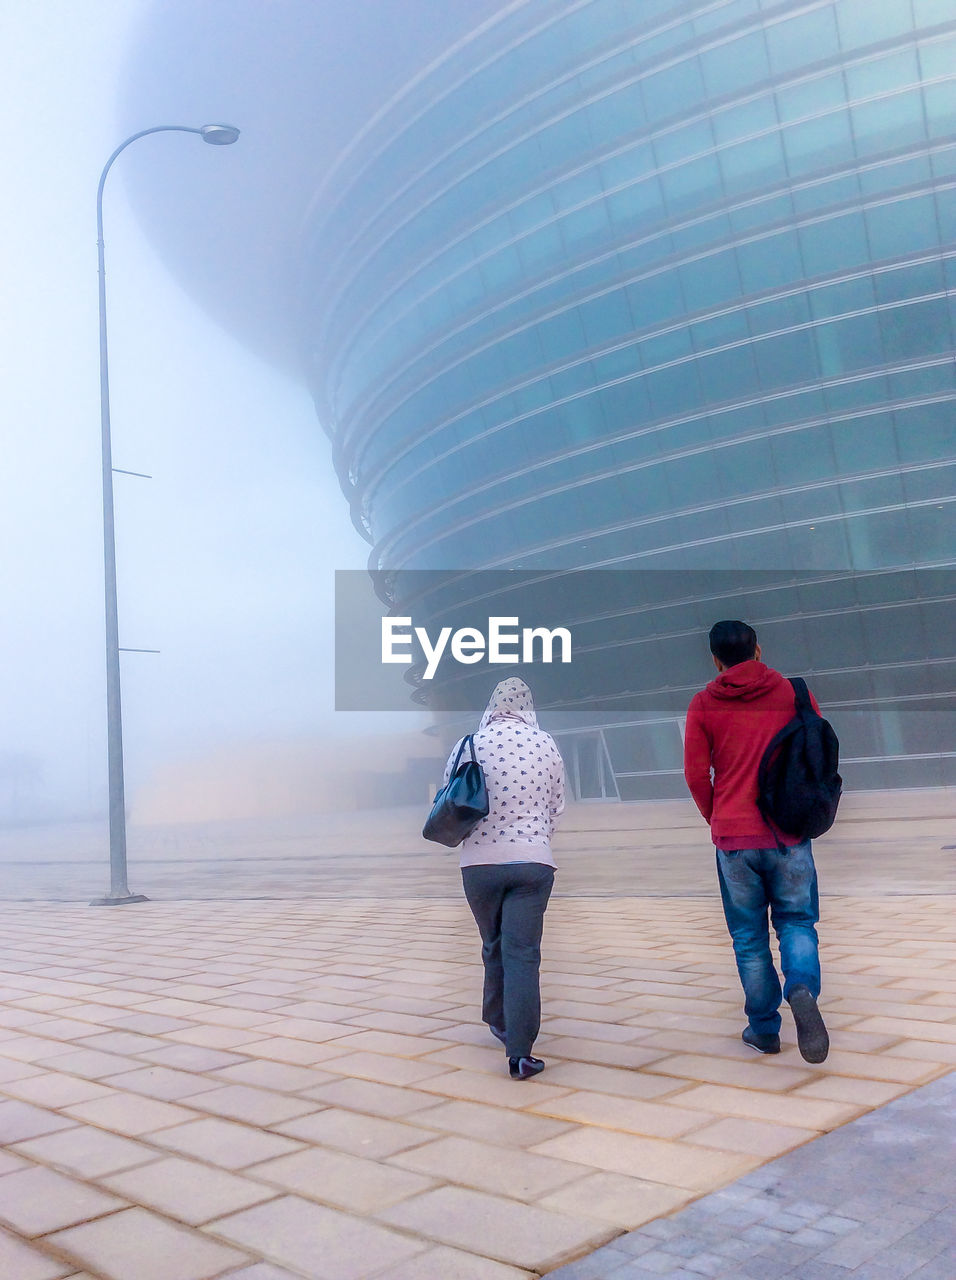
[0,1058,45,1083]
[148,1117,304,1169]
[231,1037,350,1066]
[678,1253,727,1277]
[47,1206,249,1280]
[790,1077,910,1106]
[219,1265,310,1280]
[301,1075,440,1118]
[540,1039,673,1073]
[0,1072,115,1109]
[538,1174,691,1230]
[683,1116,813,1159]
[211,1060,336,1092]
[413,1066,574,1109]
[527,1091,710,1139]
[544,1259,616,1279]
[909,1249,956,1280]
[414,1097,573,1146]
[25,1049,139,1079]
[379,1185,616,1271]
[100,1066,226,1101]
[185,1084,320,1126]
[2,820,956,1280]
[535,1062,682,1101]
[391,1135,587,1201]
[0,1165,127,1235]
[72,1031,168,1056]
[207,1193,424,1279]
[247,1145,434,1213]
[0,1098,79,1142]
[641,1054,812,1092]
[599,1233,661,1258]
[815,1213,862,1234]
[358,1243,534,1279]
[0,1227,73,1280]
[708,1237,754,1262]
[102,1156,279,1224]
[319,1049,452,1085]
[11,1126,158,1177]
[530,1127,757,1191]
[165,1026,268,1050]
[136,1044,248,1072]
[0,1149,31,1175]
[62,1093,199,1136]
[618,1247,687,1274]
[672,1083,858,1131]
[275,1106,434,1157]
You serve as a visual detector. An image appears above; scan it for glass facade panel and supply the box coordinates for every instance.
[866,194,941,260]
[836,0,918,47]
[783,110,856,177]
[289,0,956,794]
[765,6,840,75]
[701,30,770,97]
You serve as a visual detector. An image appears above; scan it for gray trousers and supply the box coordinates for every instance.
[461,862,554,1059]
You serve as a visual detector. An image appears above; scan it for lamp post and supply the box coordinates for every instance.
[90,123,240,907]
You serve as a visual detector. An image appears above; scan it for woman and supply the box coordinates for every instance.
[444,677,565,1079]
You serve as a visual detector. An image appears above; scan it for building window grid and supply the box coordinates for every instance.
[314,21,953,382]
[376,444,954,573]
[312,0,911,316]
[334,153,954,475]
[365,357,954,558]
[367,345,953,557]
[353,237,956,518]
[335,126,953,439]
[333,165,950,462]
[411,620,956,714]
[326,63,946,398]
[365,243,950,486]
[297,6,956,782]
[307,0,794,301]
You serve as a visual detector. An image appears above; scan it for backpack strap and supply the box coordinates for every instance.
[757,715,802,854]
[789,676,812,712]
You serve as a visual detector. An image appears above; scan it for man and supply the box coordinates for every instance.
[683,620,829,1063]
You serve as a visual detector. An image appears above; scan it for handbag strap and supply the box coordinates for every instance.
[452,734,476,772]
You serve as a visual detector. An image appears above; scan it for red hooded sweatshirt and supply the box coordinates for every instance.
[683,659,821,849]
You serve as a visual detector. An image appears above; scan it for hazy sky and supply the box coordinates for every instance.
[1,1,418,822]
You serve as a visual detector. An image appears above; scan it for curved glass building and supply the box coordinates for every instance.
[127,0,956,795]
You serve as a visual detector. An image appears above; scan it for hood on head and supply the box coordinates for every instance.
[478,677,538,730]
[706,659,786,701]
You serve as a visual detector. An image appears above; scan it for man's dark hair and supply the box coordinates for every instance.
[709,620,758,667]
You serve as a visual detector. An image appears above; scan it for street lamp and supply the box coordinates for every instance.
[90,124,240,907]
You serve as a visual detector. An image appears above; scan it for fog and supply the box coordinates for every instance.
[0,2,429,828]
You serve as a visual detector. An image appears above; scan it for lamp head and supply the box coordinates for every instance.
[200,124,240,145]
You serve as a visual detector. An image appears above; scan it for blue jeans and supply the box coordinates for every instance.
[716,842,821,1037]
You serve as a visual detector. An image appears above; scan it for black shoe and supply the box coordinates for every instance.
[789,985,829,1063]
[509,1056,545,1080]
[742,1027,781,1054]
[489,1025,507,1047]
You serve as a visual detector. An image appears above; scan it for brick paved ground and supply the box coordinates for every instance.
[0,791,953,1277]
[544,1070,956,1279]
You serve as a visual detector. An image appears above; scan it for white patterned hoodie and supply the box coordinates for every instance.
[443,678,566,869]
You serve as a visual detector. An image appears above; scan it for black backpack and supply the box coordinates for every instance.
[757,677,842,843]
